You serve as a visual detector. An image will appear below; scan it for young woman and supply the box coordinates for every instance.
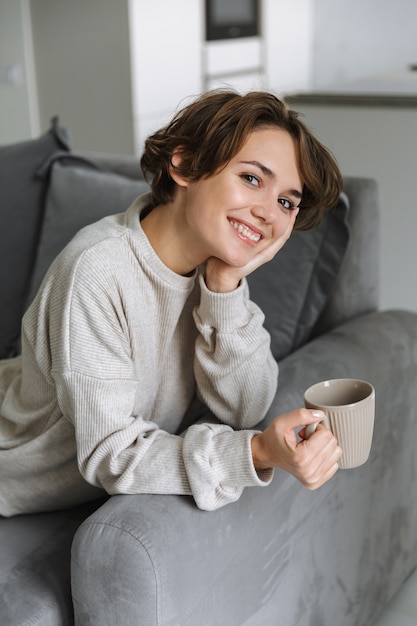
[0,90,343,516]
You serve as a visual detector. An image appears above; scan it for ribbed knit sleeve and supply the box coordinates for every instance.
[56,372,193,496]
[183,424,273,511]
[193,274,278,427]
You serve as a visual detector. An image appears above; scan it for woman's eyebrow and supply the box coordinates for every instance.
[240,160,275,179]
[240,160,303,200]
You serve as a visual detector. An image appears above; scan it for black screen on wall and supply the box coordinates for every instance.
[205,0,260,41]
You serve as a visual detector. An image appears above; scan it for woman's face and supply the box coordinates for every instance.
[175,127,303,269]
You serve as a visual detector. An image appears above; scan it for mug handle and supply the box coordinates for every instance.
[304,416,329,439]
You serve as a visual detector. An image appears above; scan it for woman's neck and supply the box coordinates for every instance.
[141,201,202,276]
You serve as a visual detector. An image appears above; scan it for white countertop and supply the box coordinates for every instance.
[285,69,417,106]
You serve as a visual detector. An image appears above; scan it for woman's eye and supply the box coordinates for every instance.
[242,174,260,187]
[278,198,294,211]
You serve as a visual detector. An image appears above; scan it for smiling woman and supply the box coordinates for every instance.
[141,126,303,282]
[141,90,342,230]
[0,89,343,518]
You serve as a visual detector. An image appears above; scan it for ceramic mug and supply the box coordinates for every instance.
[304,378,375,469]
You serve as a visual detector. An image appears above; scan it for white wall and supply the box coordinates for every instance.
[128,0,203,154]
[29,0,134,154]
[288,100,417,312]
[0,0,38,143]
[263,0,314,95]
[311,0,417,88]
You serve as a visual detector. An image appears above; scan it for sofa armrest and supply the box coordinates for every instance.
[71,310,417,626]
[313,177,380,337]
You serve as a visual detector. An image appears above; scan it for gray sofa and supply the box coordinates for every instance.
[1,120,417,626]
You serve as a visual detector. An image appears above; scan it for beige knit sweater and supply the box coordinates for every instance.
[0,194,277,516]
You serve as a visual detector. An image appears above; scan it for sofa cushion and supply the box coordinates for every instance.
[26,156,150,307]
[0,118,70,358]
[247,193,350,361]
[0,499,105,625]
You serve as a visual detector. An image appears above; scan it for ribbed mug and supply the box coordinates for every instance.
[304,378,375,469]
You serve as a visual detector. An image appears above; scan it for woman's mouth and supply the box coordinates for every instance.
[229,219,262,243]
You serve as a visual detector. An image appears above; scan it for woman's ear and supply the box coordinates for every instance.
[169,147,190,188]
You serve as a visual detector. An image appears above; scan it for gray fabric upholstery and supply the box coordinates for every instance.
[82,151,144,180]
[0,118,70,358]
[71,310,417,626]
[0,500,105,625]
[26,156,150,307]
[314,177,380,336]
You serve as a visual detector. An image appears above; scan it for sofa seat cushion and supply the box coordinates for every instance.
[247,193,350,361]
[0,118,70,358]
[0,499,105,626]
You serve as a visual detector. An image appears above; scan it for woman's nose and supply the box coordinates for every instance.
[252,195,276,224]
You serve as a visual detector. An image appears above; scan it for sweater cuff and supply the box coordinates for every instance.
[195,274,255,332]
[183,423,274,511]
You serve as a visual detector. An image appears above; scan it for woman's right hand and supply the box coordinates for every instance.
[205,207,299,294]
[251,408,342,489]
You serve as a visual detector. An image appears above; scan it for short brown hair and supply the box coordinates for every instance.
[140,90,342,230]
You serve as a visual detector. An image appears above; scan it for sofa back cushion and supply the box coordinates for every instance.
[26,156,150,308]
[247,193,350,361]
[312,177,379,337]
[0,118,70,358]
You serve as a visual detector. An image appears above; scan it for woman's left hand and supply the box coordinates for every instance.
[205,208,298,293]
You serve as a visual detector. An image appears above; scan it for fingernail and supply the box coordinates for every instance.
[312,410,325,418]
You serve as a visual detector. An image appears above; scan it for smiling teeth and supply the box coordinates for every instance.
[230,220,261,242]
